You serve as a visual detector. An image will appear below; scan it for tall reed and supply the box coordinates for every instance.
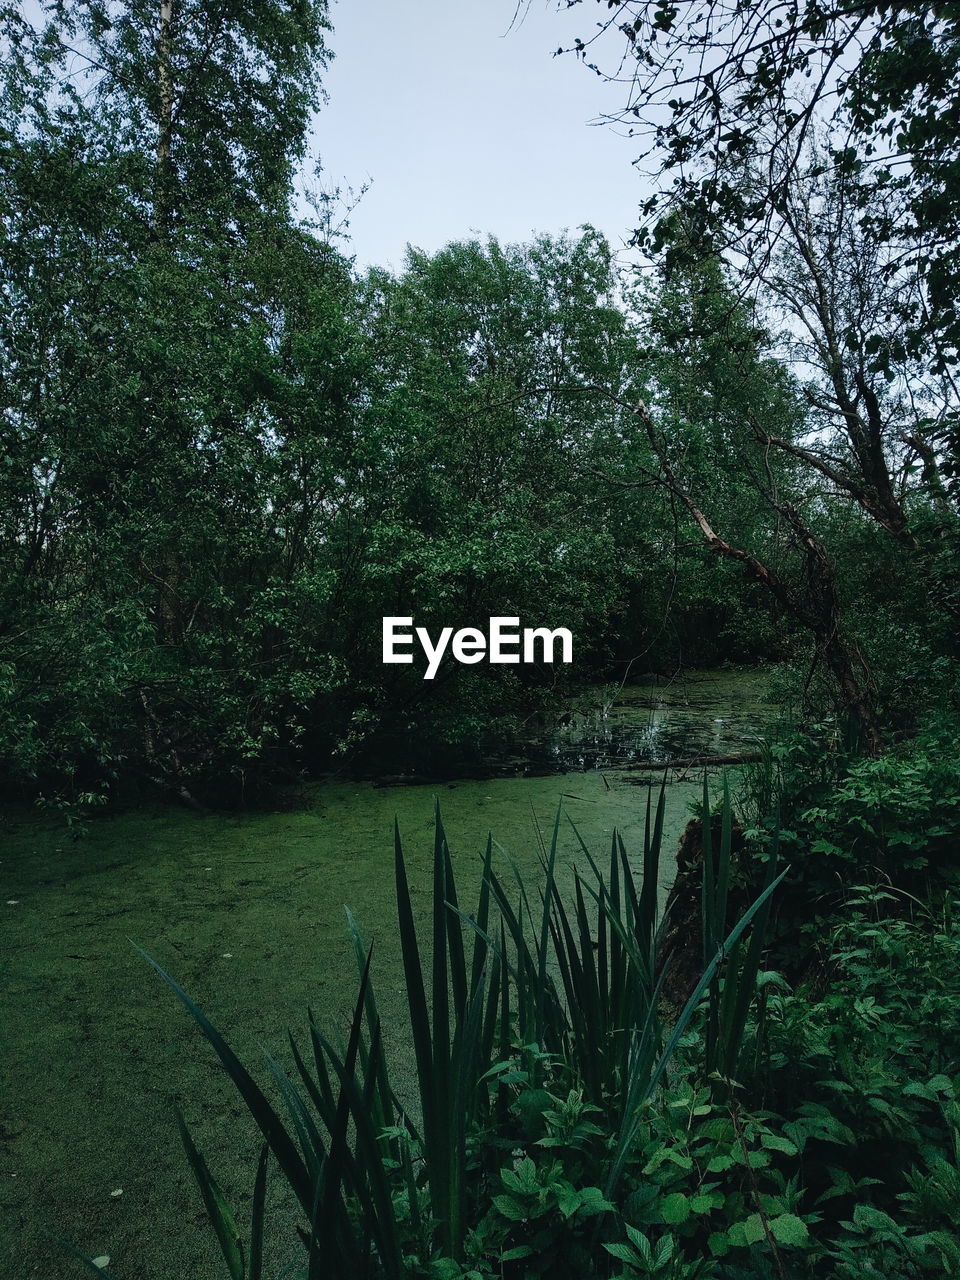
[133,778,783,1277]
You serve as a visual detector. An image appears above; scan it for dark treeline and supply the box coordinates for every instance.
[1,2,958,805]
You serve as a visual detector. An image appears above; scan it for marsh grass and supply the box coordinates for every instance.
[126,778,782,1278]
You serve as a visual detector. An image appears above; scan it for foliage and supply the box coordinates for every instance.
[739,897,960,1277]
[0,168,811,802]
[563,0,960,363]
[83,780,778,1278]
[731,713,960,991]
[4,0,960,800]
[768,714,958,878]
[5,1,960,1277]
[58,760,960,1279]
[3,0,731,801]
[563,2,960,677]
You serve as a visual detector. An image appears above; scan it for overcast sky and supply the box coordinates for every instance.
[315,0,651,273]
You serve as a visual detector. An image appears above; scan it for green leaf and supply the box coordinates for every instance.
[745,1148,771,1168]
[603,1243,639,1264]
[176,1112,245,1280]
[501,1245,536,1261]
[760,1133,799,1155]
[654,1235,674,1267]
[708,1230,730,1257]
[248,1144,268,1280]
[707,1154,735,1172]
[492,1195,529,1222]
[769,1213,810,1247]
[690,1190,724,1213]
[661,1191,690,1224]
[729,1214,766,1246]
[577,1186,614,1216]
[137,947,313,1215]
[625,1225,652,1256]
[853,1204,899,1232]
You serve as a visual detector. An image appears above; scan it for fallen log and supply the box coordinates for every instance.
[623,751,763,772]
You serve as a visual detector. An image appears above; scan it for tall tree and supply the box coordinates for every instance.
[561,1,960,363]
[40,0,331,233]
[595,253,884,748]
[0,1,345,800]
[747,155,960,626]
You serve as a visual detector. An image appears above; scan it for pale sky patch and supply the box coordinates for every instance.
[315,0,650,271]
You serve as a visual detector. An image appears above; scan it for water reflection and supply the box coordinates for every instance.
[505,669,772,773]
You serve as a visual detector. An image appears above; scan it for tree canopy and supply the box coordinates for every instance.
[0,1,958,801]
[563,1,960,363]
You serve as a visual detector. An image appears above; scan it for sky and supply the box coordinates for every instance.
[315,0,651,273]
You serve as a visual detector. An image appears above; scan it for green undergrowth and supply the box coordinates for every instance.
[1,773,690,1280]
[736,714,960,976]
[57,741,960,1278]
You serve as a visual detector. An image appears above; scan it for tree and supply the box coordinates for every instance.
[21,0,331,233]
[561,0,960,363]
[745,155,960,628]
[560,1,960,678]
[594,253,885,748]
[0,1,347,800]
[327,231,651,759]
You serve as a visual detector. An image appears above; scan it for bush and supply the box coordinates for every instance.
[736,716,960,974]
[69,783,777,1279]
[68,770,960,1279]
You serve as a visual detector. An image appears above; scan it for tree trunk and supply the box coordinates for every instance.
[633,399,884,753]
[154,0,174,234]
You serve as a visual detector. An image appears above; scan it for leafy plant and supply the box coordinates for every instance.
[107,780,783,1278]
[66,770,960,1279]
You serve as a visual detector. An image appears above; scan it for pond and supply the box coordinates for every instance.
[359,667,775,905]
[0,667,775,1280]
[543,667,773,770]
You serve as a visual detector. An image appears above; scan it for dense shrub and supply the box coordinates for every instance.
[70,769,960,1279]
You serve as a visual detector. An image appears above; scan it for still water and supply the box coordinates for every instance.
[0,667,776,1280]
[315,666,776,914]
[545,667,773,770]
